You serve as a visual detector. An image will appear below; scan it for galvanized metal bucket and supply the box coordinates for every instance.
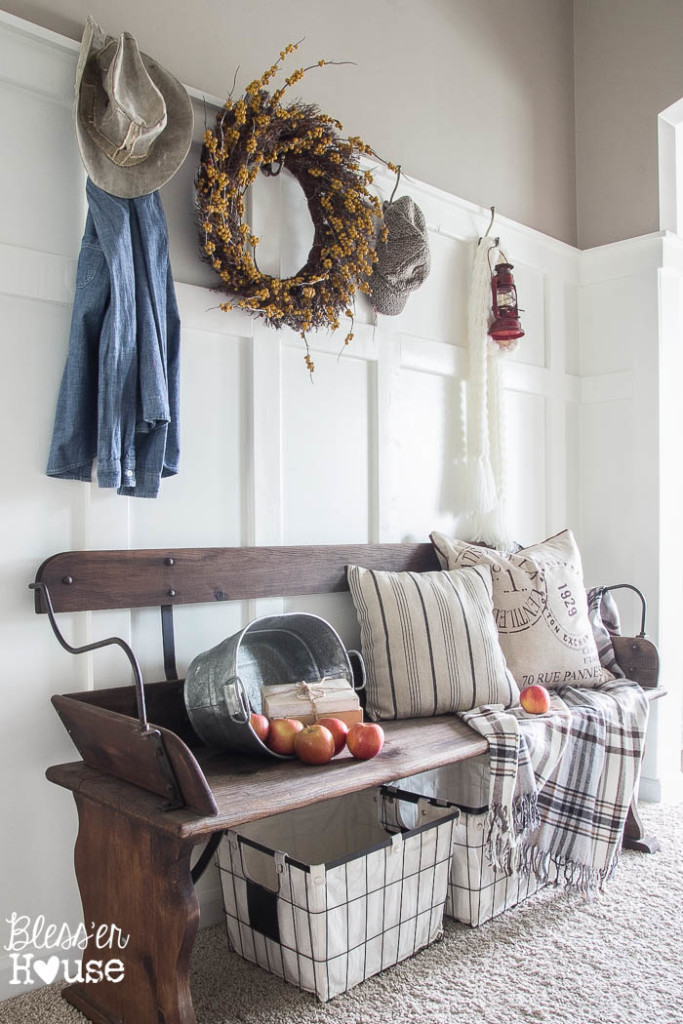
[184,613,365,759]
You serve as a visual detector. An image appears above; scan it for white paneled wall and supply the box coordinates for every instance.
[579,233,683,802]
[0,13,583,998]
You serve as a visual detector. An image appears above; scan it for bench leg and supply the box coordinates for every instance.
[63,794,200,1024]
[622,796,661,854]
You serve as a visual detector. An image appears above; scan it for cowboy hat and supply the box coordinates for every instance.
[74,16,193,198]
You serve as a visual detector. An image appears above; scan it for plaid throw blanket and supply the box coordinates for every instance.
[460,680,649,891]
[586,587,624,678]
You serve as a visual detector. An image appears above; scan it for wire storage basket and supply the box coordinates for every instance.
[217,786,458,1001]
[393,761,555,927]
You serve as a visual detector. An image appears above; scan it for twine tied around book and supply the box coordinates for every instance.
[295,680,327,720]
[262,677,351,722]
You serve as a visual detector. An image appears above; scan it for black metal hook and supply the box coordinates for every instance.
[261,158,284,178]
[598,583,648,638]
[29,580,150,731]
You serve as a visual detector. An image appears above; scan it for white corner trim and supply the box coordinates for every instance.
[658,97,683,236]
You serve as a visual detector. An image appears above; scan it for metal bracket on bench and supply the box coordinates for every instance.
[191,832,224,884]
[29,580,151,733]
[161,604,180,681]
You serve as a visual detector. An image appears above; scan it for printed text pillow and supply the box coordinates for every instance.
[347,563,519,721]
[430,530,605,689]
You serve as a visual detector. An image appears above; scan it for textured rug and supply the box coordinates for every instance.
[1,801,681,1024]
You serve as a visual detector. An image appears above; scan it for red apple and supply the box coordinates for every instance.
[294,724,336,765]
[520,684,551,715]
[346,722,384,760]
[317,717,349,756]
[250,712,270,743]
[266,718,304,755]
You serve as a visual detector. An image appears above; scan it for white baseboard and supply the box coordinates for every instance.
[639,770,683,804]
[638,775,662,803]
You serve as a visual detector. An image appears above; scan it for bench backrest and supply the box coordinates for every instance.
[34,543,441,614]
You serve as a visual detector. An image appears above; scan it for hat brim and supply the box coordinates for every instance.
[74,24,193,199]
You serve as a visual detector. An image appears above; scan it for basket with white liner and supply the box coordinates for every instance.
[183,612,365,759]
[392,761,556,927]
[217,786,458,1001]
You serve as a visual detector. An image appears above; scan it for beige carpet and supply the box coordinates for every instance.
[2,801,681,1024]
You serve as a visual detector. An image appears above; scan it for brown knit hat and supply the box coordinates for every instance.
[370,196,431,315]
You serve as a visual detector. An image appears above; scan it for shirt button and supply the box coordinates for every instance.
[124,470,133,478]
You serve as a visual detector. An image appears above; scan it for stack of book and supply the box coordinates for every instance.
[261,676,362,726]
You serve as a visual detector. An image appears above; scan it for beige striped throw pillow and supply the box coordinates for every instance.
[347,564,519,721]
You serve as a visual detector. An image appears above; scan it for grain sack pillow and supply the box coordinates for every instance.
[346,564,519,721]
[430,530,605,689]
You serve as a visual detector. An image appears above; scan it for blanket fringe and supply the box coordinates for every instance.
[512,792,541,837]
[484,794,541,874]
[517,843,620,894]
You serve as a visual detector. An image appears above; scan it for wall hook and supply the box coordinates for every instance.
[478,205,496,245]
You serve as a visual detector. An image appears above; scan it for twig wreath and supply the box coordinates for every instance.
[196,42,396,372]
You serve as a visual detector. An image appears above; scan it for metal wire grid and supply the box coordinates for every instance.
[447,811,549,927]
[217,794,457,1002]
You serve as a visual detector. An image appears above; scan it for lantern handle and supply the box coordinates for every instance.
[487,243,512,273]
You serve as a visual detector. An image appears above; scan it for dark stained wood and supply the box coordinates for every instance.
[47,715,488,839]
[621,682,665,854]
[34,543,440,613]
[63,794,198,1024]
[52,696,217,816]
[65,679,199,746]
[612,635,660,688]
[622,800,662,853]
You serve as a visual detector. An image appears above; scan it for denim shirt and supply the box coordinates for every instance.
[47,179,180,498]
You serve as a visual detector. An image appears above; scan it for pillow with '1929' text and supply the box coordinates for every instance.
[429,530,606,689]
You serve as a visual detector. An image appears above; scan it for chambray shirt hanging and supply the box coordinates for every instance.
[47,178,180,498]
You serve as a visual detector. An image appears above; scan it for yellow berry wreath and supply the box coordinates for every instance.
[196,43,394,372]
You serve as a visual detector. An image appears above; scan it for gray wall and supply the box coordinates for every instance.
[574,0,683,249]
[2,0,578,245]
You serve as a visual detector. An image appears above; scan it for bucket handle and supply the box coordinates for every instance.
[347,649,366,692]
[223,676,251,724]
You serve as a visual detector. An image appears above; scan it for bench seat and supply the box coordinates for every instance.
[47,715,488,839]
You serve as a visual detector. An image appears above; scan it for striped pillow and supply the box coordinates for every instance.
[347,564,519,721]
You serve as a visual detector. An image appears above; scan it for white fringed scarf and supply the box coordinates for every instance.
[462,236,517,549]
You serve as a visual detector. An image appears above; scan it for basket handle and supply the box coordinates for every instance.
[229,831,286,894]
[597,584,647,638]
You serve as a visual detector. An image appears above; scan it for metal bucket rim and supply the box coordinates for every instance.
[231,611,354,686]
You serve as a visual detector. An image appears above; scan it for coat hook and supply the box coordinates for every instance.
[478,205,496,245]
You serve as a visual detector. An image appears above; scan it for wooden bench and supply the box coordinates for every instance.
[33,544,663,1024]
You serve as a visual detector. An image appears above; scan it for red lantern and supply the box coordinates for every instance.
[489,261,524,346]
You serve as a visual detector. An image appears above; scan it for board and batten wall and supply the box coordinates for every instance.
[579,231,683,806]
[1,11,670,1000]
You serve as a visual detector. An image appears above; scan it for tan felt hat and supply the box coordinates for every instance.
[74,16,193,198]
